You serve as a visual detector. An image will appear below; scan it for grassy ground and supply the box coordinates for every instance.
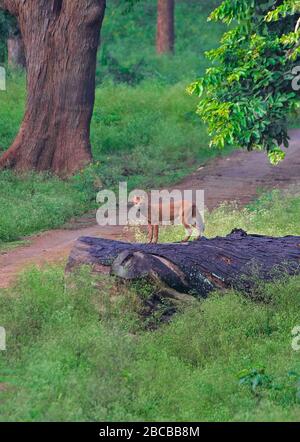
[0,189,300,422]
[89,81,232,190]
[0,171,91,244]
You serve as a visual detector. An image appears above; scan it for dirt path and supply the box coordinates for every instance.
[176,129,300,209]
[0,224,126,289]
[1,129,299,288]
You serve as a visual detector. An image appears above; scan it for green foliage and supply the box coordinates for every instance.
[265,0,300,22]
[190,0,300,162]
[238,367,273,395]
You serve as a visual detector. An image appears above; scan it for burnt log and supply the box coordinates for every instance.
[66,229,300,298]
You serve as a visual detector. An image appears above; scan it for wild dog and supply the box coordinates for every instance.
[132,194,205,244]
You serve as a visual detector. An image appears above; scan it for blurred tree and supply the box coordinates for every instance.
[7,24,26,69]
[0,0,106,177]
[0,8,25,69]
[0,9,16,63]
[156,0,175,54]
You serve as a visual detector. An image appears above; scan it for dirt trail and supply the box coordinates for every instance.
[1,129,299,288]
[176,129,300,209]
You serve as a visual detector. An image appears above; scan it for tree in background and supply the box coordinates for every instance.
[0,9,15,62]
[7,24,26,69]
[0,0,106,177]
[0,9,25,68]
[156,0,175,54]
[189,0,300,164]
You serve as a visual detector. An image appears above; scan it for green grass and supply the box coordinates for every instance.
[0,189,300,422]
[89,81,231,190]
[0,71,25,151]
[0,171,91,243]
[289,110,300,129]
[0,265,299,422]
[0,240,30,254]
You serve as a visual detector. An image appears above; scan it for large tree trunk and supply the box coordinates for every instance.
[66,229,300,298]
[156,0,175,54]
[0,0,106,177]
[7,34,26,69]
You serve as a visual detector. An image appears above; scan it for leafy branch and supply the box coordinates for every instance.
[189,0,300,163]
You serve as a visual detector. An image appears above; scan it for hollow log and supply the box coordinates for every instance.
[66,229,300,298]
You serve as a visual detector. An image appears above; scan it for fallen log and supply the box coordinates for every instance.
[66,229,300,298]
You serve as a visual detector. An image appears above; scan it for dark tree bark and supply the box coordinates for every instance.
[66,229,300,298]
[0,0,106,177]
[156,0,175,54]
[7,34,26,69]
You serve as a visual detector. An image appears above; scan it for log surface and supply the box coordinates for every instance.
[66,229,300,298]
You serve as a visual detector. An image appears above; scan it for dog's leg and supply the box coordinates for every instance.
[148,223,154,243]
[194,228,202,240]
[191,221,201,240]
[153,225,159,244]
[194,210,205,240]
[182,222,192,242]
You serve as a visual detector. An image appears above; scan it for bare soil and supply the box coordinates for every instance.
[1,129,299,289]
